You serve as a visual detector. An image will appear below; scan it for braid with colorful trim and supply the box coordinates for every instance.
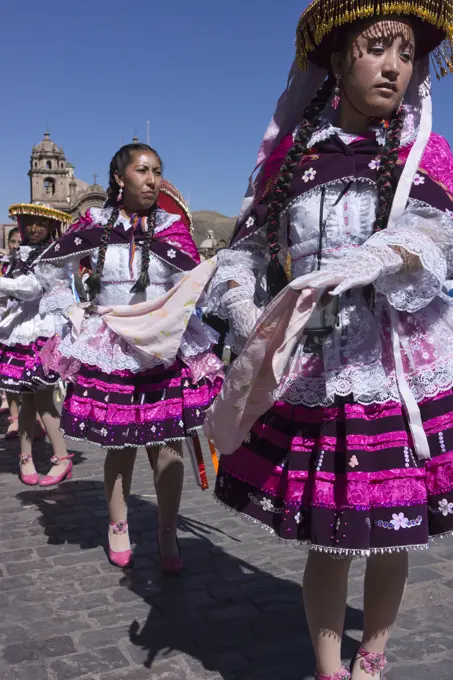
[373,107,406,232]
[130,206,157,294]
[264,74,335,298]
[85,207,119,298]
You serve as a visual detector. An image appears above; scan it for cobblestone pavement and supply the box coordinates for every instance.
[0,425,452,680]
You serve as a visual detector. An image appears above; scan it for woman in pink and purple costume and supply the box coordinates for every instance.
[40,143,223,573]
[204,2,453,678]
[0,203,74,487]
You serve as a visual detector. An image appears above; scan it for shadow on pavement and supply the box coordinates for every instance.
[16,477,363,680]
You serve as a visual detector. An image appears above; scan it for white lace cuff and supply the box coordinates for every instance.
[223,292,263,353]
[205,248,265,317]
[179,315,219,358]
[370,228,446,312]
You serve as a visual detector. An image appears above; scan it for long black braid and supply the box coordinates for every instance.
[130,205,157,294]
[86,143,163,298]
[85,207,119,298]
[264,74,335,298]
[372,107,406,232]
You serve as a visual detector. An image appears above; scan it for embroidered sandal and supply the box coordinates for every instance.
[352,648,387,678]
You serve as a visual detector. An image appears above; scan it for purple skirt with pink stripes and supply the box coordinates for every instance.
[0,338,60,393]
[60,359,222,449]
[214,390,453,556]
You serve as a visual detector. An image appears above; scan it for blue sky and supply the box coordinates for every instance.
[1,0,452,222]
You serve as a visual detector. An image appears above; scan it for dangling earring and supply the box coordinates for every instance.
[396,100,404,115]
[332,74,341,111]
[117,187,123,204]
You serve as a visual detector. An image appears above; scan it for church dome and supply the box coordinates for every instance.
[33,132,63,155]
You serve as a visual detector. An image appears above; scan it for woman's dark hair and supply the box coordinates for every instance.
[263,64,406,296]
[264,74,336,298]
[7,227,20,244]
[86,143,162,298]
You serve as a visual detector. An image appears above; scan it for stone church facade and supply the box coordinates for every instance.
[29,132,107,223]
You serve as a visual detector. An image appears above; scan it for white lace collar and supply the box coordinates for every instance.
[294,111,418,150]
[89,207,180,234]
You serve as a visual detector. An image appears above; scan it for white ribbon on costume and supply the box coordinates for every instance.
[385,71,433,461]
[390,306,431,460]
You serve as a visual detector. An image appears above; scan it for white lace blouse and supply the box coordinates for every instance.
[37,208,217,374]
[207,138,453,407]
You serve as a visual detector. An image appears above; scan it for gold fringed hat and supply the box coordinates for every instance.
[296,0,453,78]
[8,202,72,226]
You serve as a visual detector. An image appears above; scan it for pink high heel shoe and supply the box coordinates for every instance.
[108,521,133,568]
[18,454,39,486]
[158,525,183,576]
[39,454,73,487]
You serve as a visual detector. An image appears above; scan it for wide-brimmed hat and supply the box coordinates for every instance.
[158,180,193,234]
[8,202,72,226]
[297,0,453,77]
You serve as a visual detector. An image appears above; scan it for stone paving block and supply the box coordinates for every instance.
[4,558,53,576]
[86,602,153,628]
[2,635,76,664]
[0,660,49,680]
[48,646,130,679]
[0,574,34,592]
[386,660,453,680]
[55,591,111,612]
[78,625,132,650]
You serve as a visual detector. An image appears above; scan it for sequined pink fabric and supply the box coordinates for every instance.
[399,132,453,197]
[155,220,200,263]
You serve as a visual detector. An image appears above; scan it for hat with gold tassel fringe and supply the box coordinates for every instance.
[297,0,453,78]
[9,202,72,226]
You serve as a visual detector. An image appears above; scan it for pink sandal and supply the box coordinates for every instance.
[108,521,133,568]
[316,669,351,680]
[18,454,39,486]
[39,454,74,487]
[353,648,387,678]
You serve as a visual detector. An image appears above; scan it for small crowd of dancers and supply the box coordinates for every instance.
[2,1,453,677]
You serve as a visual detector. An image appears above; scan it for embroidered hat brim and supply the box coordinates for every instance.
[296,0,453,77]
[8,203,72,225]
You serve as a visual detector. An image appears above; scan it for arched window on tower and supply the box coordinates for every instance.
[43,178,56,196]
[46,161,52,170]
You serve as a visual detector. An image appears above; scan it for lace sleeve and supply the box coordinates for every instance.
[0,274,42,302]
[204,227,268,315]
[204,228,268,352]
[34,260,78,317]
[369,203,453,312]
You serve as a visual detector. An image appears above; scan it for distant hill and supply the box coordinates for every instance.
[192,210,236,246]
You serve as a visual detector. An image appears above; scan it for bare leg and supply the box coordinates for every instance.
[147,441,184,558]
[18,393,38,476]
[6,392,20,435]
[104,448,137,552]
[303,551,352,676]
[34,388,68,476]
[351,552,408,680]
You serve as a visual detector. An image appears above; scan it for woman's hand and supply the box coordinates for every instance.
[291,244,403,297]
